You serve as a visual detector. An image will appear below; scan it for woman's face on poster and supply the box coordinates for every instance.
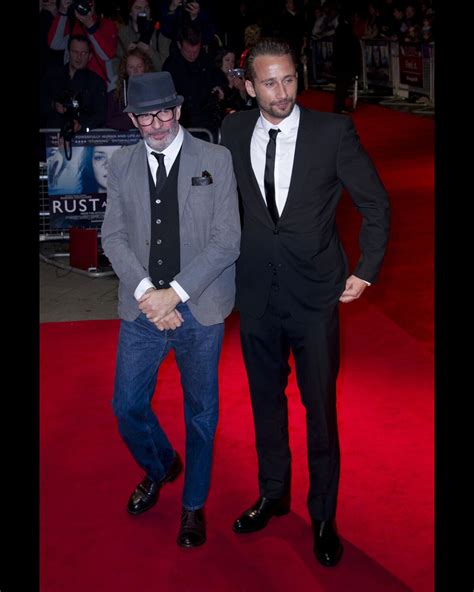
[92,146,117,192]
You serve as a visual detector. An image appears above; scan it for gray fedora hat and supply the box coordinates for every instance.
[123,71,184,114]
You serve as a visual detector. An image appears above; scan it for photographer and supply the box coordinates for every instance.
[48,0,118,90]
[40,34,107,132]
[157,0,215,56]
[116,0,163,73]
[214,47,253,114]
[162,23,226,141]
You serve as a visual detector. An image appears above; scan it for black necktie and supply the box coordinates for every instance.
[151,152,167,194]
[264,128,281,225]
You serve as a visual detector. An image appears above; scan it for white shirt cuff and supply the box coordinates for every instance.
[170,280,190,303]
[134,277,155,301]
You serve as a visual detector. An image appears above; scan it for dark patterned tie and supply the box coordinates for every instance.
[264,128,281,225]
[151,151,167,194]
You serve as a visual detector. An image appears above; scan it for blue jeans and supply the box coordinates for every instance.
[112,304,224,510]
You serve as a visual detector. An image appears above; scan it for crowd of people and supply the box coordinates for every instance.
[40,0,435,136]
[40,0,258,136]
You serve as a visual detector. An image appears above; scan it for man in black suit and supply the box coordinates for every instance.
[221,38,390,567]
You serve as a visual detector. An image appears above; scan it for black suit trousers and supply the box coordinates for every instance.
[239,279,341,521]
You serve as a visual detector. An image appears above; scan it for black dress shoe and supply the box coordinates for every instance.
[232,495,291,533]
[177,507,206,548]
[312,519,343,567]
[127,452,183,515]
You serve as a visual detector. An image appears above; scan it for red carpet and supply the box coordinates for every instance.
[40,92,434,591]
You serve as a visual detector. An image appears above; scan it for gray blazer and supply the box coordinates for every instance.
[101,128,241,325]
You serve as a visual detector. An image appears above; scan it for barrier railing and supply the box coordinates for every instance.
[40,129,69,241]
[187,127,215,143]
[360,39,393,93]
[359,40,434,111]
[309,37,434,114]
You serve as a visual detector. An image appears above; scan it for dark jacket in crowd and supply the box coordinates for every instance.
[333,16,362,76]
[40,64,107,130]
[162,50,226,131]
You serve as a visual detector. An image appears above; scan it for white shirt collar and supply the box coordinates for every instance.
[258,103,300,136]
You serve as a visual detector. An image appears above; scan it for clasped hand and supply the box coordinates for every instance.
[138,287,183,330]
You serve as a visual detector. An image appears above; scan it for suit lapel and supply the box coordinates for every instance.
[241,114,263,198]
[177,129,200,221]
[240,111,276,227]
[279,107,313,221]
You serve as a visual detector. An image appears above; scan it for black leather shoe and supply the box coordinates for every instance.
[177,507,206,548]
[232,495,291,533]
[127,452,183,515]
[312,519,343,567]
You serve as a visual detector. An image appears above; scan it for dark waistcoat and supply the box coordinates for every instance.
[148,150,181,289]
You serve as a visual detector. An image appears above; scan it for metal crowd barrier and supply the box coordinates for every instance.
[40,160,69,242]
[359,40,434,111]
[310,37,335,86]
[309,37,434,114]
[188,127,215,143]
[40,129,69,242]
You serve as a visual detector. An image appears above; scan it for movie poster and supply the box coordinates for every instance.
[46,130,141,229]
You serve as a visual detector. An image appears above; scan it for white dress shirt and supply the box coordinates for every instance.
[250,104,300,216]
[134,125,190,302]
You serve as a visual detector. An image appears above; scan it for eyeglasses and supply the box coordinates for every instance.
[134,108,175,126]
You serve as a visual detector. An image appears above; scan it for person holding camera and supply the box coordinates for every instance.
[157,0,215,59]
[162,23,226,141]
[48,0,118,91]
[40,34,106,133]
[214,46,253,114]
[116,0,163,73]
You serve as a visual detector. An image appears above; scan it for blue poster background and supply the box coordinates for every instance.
[46,130,141,229]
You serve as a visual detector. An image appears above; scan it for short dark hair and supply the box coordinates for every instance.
[214,46,235,70]
[177,24,202,47]
[244,38,296,82]
[68,34,92,52]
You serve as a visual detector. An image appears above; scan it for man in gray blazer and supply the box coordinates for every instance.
[101,71,240,548]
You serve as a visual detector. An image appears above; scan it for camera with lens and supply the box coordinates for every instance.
[70,0,93,16]
[55,90,81,141]
[136,11,154,45]
[228,68,245,79]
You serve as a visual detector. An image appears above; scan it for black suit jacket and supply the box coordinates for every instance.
[221,107,390,320]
